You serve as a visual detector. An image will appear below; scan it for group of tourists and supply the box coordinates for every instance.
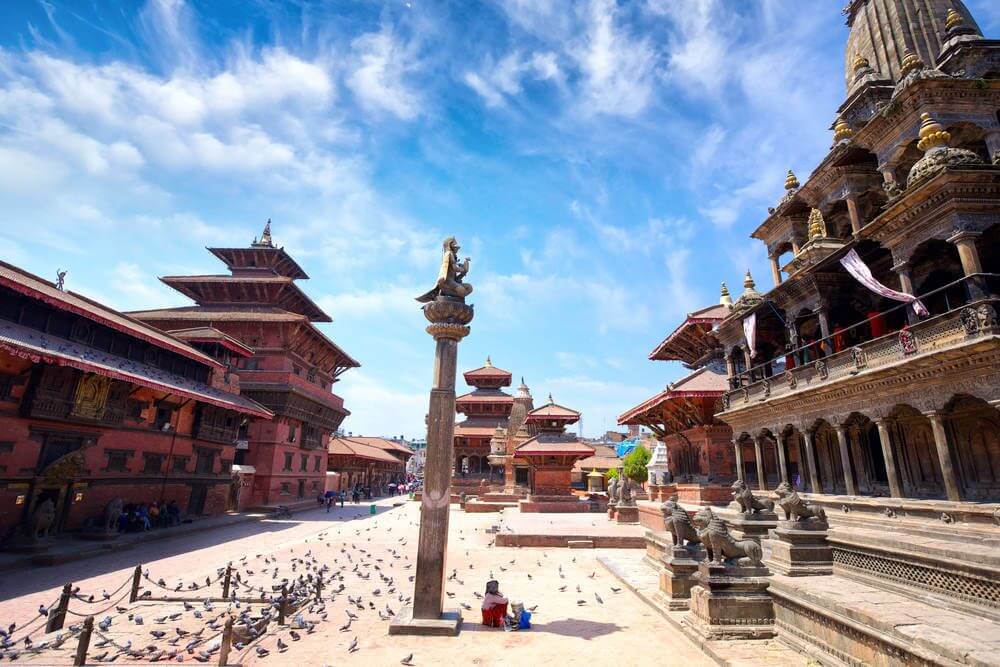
[116,500,181,532]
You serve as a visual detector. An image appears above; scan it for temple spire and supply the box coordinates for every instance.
[720,281,733,308]
[252,219,274,248]
[485,355,493,367]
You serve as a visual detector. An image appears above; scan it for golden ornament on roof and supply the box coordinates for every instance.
[945,7,964,31]
[807,208,827,239]
[852,52,870,72]
[784,169,800,191]
[743,270,756,291]
[833,118,854,142]
[916,112,950,152]
[899,49,924,77]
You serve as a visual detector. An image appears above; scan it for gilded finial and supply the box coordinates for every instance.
[807,208,827,239]
[743,270,756,291]
[720,281,733,308]
[945,7,964,31]
[547,392,554,404]
[784,169,800,191]
[485,355,492,367]
[833,118,854,142]
[899,49,924,77]
[916,112,950,152]
[852,52,869,72]
[252,218,274,248]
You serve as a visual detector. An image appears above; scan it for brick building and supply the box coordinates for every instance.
[0,260,272,542]
[130,222,358,507]
[327,436,413,493]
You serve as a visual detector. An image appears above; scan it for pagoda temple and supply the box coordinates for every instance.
[515,395,594,512]
[130,221,359,507]
[453,357,513,484]
[618,296,740,505]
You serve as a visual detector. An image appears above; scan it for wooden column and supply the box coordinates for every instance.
[753,435,767,491]
[925,411,962,502]
[948,230,987,299]
[835,425,858,496]
[773,429,789,484]
[845,194,862,234]
[769,254,782,287]
[801,430,821,493]
[733,439,745,483]
[874,418,903,498]
[893,261,919,325]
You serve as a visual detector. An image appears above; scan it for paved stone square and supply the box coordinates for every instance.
[0,498,713,666]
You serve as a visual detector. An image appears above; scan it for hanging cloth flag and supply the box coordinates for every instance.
[839,249,929,317]
[742,312,757,358]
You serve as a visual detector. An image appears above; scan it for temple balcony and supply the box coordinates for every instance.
[720,288,999,418]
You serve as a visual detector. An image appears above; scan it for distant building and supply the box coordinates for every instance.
[327,436,412,492]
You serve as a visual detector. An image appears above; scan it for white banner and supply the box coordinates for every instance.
[840,249,929,317]
[743,312,757,358]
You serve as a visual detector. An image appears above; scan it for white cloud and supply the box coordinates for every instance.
[463,50,562,107]
[337,371,427,439]
[346,29,421,120]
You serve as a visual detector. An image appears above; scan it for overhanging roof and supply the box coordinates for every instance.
[618,367,726,430]
[649,303,728,365]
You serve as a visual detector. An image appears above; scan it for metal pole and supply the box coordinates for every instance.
[129,565,142,603]
[73,616,94,667]
[47,583,72,633]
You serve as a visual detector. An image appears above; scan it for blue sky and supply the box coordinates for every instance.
[2,1,998,438]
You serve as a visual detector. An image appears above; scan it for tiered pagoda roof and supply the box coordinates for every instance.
[515,394,592,457]
[159,275,330,322]
[617,367,727,435]
[648,303,728,367]
[462,356,512,388]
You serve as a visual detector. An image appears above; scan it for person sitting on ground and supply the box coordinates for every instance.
[166,500,181,526]
[148,501,161,528]
[136,503,151,531]
[481,580,508,628]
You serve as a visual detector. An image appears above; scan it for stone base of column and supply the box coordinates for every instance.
[726,509,778,544]
[684,561,775,641]
[388,606,463,636]
[764,520,832,577]
[615,504,639,524]
[654,544,703,611]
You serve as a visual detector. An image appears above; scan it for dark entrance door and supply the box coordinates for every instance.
[297,479,305,499]
[188,485,208,515]
[515,467,529,485]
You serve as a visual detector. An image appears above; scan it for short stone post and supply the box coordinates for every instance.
[129,565,142,603]
[221,563,233,599]
[277,584,287,625]
[218,617,233,666]
[73,616,94,667]
[46,583,72,633]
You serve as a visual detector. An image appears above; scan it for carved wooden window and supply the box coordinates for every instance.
[195,449,215,474]
[143,453,164,474]
[280,482,291,496]
[299,454,308,471]
[172,456,189,472]
[104,449,132,472]
[35,433,84,472]
[0,373,15,401]
[313,456,322,472]
[283,453,293,471]
[287,424,297,443]
[154,406,174,430]
[70,319,91,343]
[127,400,146,421]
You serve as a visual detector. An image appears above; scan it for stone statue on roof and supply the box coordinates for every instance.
[416,237,473,303]
[55,269,67,291]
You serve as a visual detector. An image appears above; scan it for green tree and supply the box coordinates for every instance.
[605,467,620,481]
[622,445,651,484]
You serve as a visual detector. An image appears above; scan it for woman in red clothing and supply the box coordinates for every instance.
[481,580,508,627]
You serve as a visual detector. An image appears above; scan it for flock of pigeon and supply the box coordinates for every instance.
[1,503,626,665]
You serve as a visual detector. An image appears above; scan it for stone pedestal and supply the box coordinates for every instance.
[727,510,778,544]
[764,520,832,577]
[655,544,703,611]
[389,296,471,637]
[685,561,775,640]
[607,502,617,519]
[615,504,639,524]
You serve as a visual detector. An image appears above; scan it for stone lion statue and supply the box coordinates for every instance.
[774,482,826,523]
[731,479,774,516]
[103,497,124,533]
[29,498,56,540]
[692,507,762,567]
[618,476,635,507]
[660,498,700,548]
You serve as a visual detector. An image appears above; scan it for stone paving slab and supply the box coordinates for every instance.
[597,551,807,667]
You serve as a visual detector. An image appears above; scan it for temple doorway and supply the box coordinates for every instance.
[189,485,208,515]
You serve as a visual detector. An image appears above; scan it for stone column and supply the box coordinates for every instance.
[769,254,782,287]
[753,435,767,491]
[835,425,858,496]
[845,194,862,235]
[801,430,821,493]
[874,418,903,498]
[773,429,789,484]
[816,306,831,340]
[925,411,962,502]
[893,261,919,325]
[725,353,736,385]
[733,439,744,483]
[948,230,987,299]
[391,298,472,636]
